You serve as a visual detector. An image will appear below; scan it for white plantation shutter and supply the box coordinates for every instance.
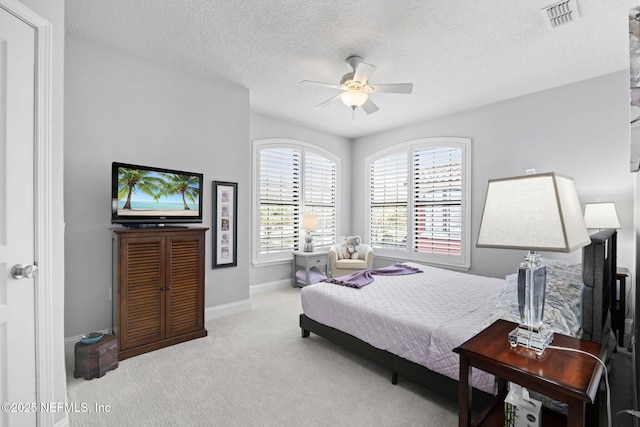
[370,151,408,249]
[367,138,470,268]
[413,146,462,256]
[258,147,301,253]
[304,152,337,248]
[255,140,339,262]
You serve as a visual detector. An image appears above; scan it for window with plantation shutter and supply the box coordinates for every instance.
[258,147,301,255]
[304,152,337,249]
[369,151,408,250]
[366,138,470,269]
[413,146,462,257]
[254,140,338,264]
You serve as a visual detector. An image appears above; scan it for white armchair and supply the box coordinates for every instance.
[328,243,374,278]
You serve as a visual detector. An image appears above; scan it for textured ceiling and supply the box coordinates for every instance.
[65,0,634,139]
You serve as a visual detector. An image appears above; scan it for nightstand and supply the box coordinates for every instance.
[453,319,603,427]
[615,267,631,347]
[292,251,328,287]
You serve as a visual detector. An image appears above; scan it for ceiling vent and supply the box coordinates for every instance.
[543,0,579,28]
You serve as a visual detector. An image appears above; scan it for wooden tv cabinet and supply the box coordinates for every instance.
[113,227,208,360]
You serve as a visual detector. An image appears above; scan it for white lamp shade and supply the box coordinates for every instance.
[583,202,621,229]
[301,214,318,230]
[340,90,368,108]
[476,172,591,252]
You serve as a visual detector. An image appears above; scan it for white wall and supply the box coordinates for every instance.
[352,71,634,281]
[64,35,251,337]
[249,112,352,288]
[64,35,635,345]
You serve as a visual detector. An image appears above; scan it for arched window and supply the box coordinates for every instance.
[367,137,471,269]
[253,139,339,264]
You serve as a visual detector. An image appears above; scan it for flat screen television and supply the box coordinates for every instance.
[111,162,203,226]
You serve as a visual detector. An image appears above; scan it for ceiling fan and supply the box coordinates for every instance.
[301,56,413,117]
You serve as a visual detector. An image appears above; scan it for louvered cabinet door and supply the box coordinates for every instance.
[114,228,208,360]
[165,232,205,338]
[118,235,166,352]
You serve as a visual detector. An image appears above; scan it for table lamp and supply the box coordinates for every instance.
[301,214,318,252]
[476,172,591,353]
[583,201,620,232]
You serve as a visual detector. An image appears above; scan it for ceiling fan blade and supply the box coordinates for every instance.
[353,62,377,83]
[301,80,342,89]
[314,93,343,109]
[362,98,379,114]
[370,83,413,94]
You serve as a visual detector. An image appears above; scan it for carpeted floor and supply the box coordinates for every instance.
[66,287,458,426]
[66,286,636,426]
[610,347,635,427]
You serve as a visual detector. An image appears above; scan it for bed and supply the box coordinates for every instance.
[299,229,617,407]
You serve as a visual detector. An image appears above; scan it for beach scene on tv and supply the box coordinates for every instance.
[116,167,200,217]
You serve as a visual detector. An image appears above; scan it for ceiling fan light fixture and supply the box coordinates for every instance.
[340,89,368,108]
[302,56,413,116]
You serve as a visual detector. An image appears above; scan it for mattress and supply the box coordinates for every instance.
[300,262,506,392]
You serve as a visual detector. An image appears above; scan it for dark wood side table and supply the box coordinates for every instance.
[453,319,603,427]
[615,267,631,347]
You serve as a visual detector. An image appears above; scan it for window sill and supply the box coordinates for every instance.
[252,258,291,268]
[374,254,470,272]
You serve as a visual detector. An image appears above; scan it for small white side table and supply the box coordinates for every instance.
[292,251,328,287]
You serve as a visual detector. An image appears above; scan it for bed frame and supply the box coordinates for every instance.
[299,229,617,408]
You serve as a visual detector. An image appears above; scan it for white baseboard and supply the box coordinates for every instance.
[64,294,276,360]
[250,279,291,295]
[53,415,69,427]
[63,299,253,356]
[205,298,251,322]
[54,416,70,427]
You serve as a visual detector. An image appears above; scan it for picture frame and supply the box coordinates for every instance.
[212,181,238,268]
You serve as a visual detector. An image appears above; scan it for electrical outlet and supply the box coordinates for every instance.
[108,286,112,302]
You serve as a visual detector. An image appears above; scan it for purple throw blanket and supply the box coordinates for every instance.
[322,263,423,288]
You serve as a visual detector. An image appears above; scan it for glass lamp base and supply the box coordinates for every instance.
[303,231,314,252]
[508,324,554,354]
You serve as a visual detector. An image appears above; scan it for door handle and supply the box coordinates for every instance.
[11,264,38,279]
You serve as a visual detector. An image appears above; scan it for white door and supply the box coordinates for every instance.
[0,5,37,427]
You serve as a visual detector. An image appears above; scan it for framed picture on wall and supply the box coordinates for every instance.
[212,181,237,268]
